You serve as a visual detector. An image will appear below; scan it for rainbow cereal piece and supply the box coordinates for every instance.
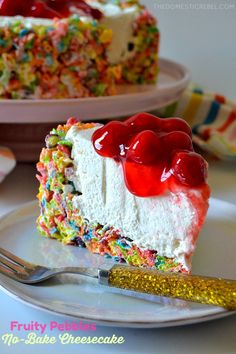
[0,2,159,99]
[0,16,116,99]
[37,119,186,273]
[119,8,159,84]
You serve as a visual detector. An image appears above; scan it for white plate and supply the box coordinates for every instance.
[0,199,235,328]
[0,58,190,123]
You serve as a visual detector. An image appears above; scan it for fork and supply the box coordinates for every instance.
[0,247,98,283]
[0,247,236,310]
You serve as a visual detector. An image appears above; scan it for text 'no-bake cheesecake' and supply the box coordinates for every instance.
[0,0,159,99]
[37,114,210,273]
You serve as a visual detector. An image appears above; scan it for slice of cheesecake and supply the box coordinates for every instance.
[37,114,210,273]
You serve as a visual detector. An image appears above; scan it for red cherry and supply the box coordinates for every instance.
[92,121,131,158]
[127,130,163,164]
[0,0,34,16]
[0,0,13,15]
[70,0,103,20]
[29,1,62,18]
[161,131,193,157]
[46,0,70,16]
[47,0,65,6]
[66,117,78,126]
[125,112,162,133]
[123,162,167,197]
[172,151,208,186]
[0,0,102,19]
[162,117,192,137]
[47,0,103,19]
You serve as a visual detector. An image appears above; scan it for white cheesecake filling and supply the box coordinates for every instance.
[66,126,199,268]
[0,3,138,64]
[88,2,138,63]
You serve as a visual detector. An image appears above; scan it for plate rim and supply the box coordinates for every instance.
[0,279,234,328]
[0,199,235,328]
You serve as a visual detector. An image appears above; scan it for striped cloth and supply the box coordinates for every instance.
[159,85,236,160]
[0,147,16,183]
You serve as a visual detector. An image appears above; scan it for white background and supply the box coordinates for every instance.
[145,0,236,99]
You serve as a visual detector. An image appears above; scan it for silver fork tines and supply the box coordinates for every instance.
[0,247,35,281]
[0,255,28,274]
[0,247,33,268]
[0,247,98,284]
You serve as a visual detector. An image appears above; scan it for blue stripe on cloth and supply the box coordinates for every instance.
[193,88,204,95]
[192,100,221,134]
[204,100,221,124]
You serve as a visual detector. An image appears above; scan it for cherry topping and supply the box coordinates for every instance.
[162,117,192,137]
[92,114,208,197]
[123,162,167,197]
[66,117,78,126]
[0,0,33,16]
[29,1,62,18]
[161,131,193,158]
[172,151,208,186]
[47,0,102,20]
[47,0,65,6]
[67,0,103,20]
[127,130,162,164]
[125,112,162,133]
[92,121,131,158]
[45,0,70,17]
[0,0,103,19]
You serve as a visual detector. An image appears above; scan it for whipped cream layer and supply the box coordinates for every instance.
[0,3,138,64]
[66,126,201,269]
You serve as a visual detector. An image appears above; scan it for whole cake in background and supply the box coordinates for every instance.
[0,0,159,99]
[36,114,210,274]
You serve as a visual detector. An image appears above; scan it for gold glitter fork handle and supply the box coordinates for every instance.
[107,265,236,310]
